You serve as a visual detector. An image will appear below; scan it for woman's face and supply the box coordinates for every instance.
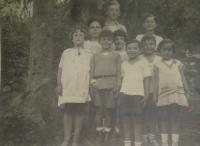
[106,4,120,20]
[88,21,102,39]
[72,29,85,46]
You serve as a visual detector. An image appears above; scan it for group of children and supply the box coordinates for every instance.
[56,1,190,146]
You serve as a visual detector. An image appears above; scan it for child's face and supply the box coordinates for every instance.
[99,36,113,50]
[89,21,102,39]
[160,43,173,60]
[72,29,85,46]
[126,43,140,59]
[143,16,157,32]
[114,36,126,50]
[142,39,156,55]
[107,4,120,20]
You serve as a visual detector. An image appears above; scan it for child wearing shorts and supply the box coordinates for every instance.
[140,34,161,146]
[154,39,190,146]
[90,30,121,145]
[120,39,151,146]
[136,13,163,50]
[56,26,92,146]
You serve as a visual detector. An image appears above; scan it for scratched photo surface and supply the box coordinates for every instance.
[1,0,200,146]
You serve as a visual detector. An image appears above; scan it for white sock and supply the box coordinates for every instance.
[134,142,142,146]
[172,134,179,146]
[124,139,131,146]
[161,134,168,146]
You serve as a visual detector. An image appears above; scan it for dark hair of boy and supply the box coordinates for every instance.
[157,39,175,53]
[142,12,156,23]
[141,34,156,45]
[87,17,103,27]
[113,29,127,42]
[126,39,141,49]
[99,29,113,39]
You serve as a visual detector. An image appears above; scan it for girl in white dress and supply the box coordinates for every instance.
[56,26,92,146]
[154,39,190,146]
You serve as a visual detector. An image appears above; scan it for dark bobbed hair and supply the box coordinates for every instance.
[113,29,127,42]
[141,34,156,45]
[69,25,87,41]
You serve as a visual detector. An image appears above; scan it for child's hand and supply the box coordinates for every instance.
[55,85,62,96]
[90,79,97,88]
[141,96,148,107]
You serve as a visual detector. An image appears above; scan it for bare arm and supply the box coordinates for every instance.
[153,65,159,102]
[116,54,122,92]
[56,67,62,96]
[179,65,190,99]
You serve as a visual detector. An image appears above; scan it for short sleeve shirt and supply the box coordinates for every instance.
[120,59,151,96]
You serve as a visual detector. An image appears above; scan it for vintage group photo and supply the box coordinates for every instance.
[1,0,200,146]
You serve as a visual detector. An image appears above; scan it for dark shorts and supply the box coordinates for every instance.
[120,93,143,116]
[63,103,86,114]
[94,89,116,109]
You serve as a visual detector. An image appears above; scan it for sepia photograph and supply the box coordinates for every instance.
[1,0,200,146]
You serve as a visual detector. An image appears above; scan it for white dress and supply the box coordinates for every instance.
[58,48,92,107]
[155,59,189,107]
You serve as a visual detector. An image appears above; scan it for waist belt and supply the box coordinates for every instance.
[94,75,116,79]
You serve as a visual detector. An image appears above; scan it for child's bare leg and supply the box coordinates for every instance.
[62,105,73,146]
[122,116,132,146]
[158,107,169,146]
[170,106,183,146]
[95,107,104,131]
[72,104,85,146]
[133,115,142,146]
[104,108,114,143]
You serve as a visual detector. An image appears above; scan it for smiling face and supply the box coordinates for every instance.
[99,36,113,50]
[114,36,126,50]
[142,39,156,55]
[88,21,102,39]
[72,29,85,47]
[143,16,157,32]
[160,43,174,60]
[106,4,120,20]
[126,42,141,59]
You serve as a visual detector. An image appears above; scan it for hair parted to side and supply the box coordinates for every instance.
[157,39,175,53]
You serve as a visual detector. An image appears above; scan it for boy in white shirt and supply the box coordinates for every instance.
[120,39,151,146]
[140,34,161,146]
